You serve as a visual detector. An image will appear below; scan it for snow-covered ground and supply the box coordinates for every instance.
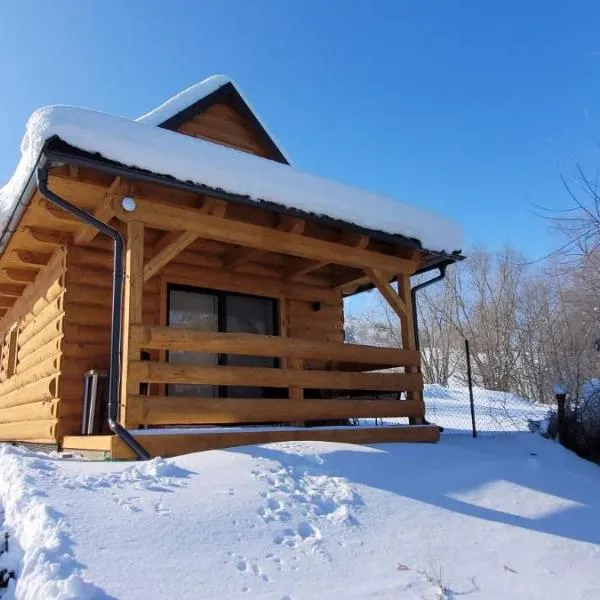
[0,434,598,600]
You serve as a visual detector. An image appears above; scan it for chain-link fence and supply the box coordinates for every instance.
[358,339,552,436]
[424,383,550,436]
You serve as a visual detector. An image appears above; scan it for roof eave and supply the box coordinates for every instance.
[41,139,464,262]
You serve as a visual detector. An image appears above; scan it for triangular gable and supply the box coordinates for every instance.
[137,76,290,165]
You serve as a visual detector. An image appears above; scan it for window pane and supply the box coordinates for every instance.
[168,289,218,397]
[225,294,276,398]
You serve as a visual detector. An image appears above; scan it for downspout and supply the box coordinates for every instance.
[410,263,448,351]
[37,164,150,460]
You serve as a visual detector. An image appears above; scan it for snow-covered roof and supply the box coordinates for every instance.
[0,78,463,255]
[136,75,233,126]
[136,75,292,164]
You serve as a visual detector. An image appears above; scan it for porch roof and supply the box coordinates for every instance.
[0,92,463,258]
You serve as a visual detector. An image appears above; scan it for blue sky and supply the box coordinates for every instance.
[1,1,600,260]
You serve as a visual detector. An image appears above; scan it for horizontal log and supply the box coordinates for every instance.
[103,425,441,459]
[66,283,159,308]
[68,247,113,270]
[61,324,111,346]
[59,377,85,403]
[0,298,15,309]
[66,305,113,327]
[1,269,37,284]
[133,326,419,366]
[0,357,60,398]
[17,335,62,371]
[18,297,64,345]
[15,354,61,379]
[18,315,63,357]
[129,361,423,391]
[0,419,57,442]
[112,197,417,274]
[62,342,111,359]
[126,396,424,426]
[0,400,59,424]
[24,279,64,322]
[0,284,26,298]
[0,375,58,409]
[160,262,340,304]
[0,249,65,331]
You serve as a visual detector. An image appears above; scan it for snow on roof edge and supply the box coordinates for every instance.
[0,105,463,255]
[135,75,293,165]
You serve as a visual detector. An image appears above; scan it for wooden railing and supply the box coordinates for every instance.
[124,325,424,428]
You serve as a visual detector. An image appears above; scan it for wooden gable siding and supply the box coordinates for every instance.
[0,247,66,443]
[176,103,280,160]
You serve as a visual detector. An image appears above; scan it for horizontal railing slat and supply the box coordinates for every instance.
[127,396,425,425]
[132,325,419,367]
[129,361,423,391]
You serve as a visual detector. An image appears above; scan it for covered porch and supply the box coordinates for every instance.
[59,173,447,458]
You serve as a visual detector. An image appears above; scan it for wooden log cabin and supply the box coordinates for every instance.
[0,76,463,459]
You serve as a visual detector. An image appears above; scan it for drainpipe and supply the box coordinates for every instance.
[410,264,448,351]
[37,165,150,460]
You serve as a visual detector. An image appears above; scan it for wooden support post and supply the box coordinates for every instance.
[120,221,145,426]
[279,297,303,425]
[397,273,423,424]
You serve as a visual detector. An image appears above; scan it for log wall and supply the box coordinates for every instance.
[0,248,66,442]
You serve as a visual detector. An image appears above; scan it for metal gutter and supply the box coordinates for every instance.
[410,263,449,351]
[37,163,150,460]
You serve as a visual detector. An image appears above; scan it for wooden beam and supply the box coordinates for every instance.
[143,231,198,282]
[39,200,78,222]
[365,268,407,318]
[397,274,416,350]
[129,361,423,392]
[13,251,51,267]
[120,221,145,425]
[285,258,329,280]
[142,198,227,282]
[1,269,37,284]
[127,396,425,426]
[0,284,26,298]
[225,216,305,271]
[133,325,420,366]
[74,177,124,245]
[286,235,369,280]
[112,198,415,273]
[102,425,440,459]
[397,273,422,423]
[24,227,73,246]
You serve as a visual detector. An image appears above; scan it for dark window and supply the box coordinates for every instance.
[167,285,278,398]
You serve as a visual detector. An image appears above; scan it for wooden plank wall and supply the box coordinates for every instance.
[0,248,67,442]
[59,228,344,433]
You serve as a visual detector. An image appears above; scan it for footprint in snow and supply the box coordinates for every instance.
[154,501,170,515]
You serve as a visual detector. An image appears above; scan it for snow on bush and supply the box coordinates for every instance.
[580,379,600,432]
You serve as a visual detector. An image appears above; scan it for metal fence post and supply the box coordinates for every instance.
[465,339,477,438]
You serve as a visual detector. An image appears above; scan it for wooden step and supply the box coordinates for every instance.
[63,424,440,460]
